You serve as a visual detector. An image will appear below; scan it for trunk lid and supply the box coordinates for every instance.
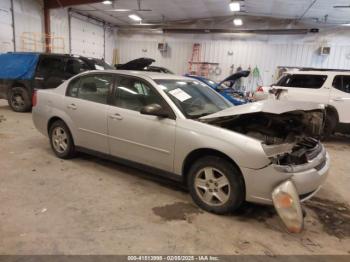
[115,58,155,70]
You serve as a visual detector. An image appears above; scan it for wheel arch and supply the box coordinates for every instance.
[325,104,339,123]
[8,82,31,94]
[47,116,68,135]
[182,148,245,188]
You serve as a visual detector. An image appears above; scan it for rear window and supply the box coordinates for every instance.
[333,75,350,94]
[276,74,327,89]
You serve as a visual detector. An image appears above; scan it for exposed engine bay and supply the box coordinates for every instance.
[201,110,325,166]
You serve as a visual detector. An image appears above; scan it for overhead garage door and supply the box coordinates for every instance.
[70,16,104,59]
[0,0,14,52]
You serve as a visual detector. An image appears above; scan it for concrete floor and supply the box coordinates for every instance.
[0,100,350,255]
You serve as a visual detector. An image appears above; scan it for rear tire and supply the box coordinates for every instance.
[49,120,76,159]
[322,110,338,140]
[187,156,245,214]
[8,86,31,112]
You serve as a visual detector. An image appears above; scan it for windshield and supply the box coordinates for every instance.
[155,79,232,119]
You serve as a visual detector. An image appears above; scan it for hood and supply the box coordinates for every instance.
[200,100,325,120]
[115,57,155,70]
[217,70,250,87]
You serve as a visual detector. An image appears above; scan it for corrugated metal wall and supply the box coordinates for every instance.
[13,0,43,52]
[0,0,43,53]
[118,34,350,85]
[51,9,117,64]
[0,2,117,64]
[0,0,14,52]
[50,7,70,54]
[70,15,105,59]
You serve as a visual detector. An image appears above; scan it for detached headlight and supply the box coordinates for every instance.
[272,180,304,233]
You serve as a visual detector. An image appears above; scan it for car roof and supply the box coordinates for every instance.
[101,70,191,80]
[286,70,350,75]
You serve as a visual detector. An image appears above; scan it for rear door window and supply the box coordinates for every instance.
[276,74,327,89]
[66,74,114,104]
[36,56,65,76]
[65,58,90,75]
[66,77,80,97]
[333,75,350,93]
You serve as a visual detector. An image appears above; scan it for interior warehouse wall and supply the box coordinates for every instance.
[0,0,43,53]
[50,9,117,65]
[0,1,117,64]
[117,30,350,85]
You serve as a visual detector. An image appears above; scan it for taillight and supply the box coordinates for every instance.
[32,90,37,107]
[256,86,264,92]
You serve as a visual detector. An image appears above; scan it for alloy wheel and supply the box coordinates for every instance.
[52,127,68,153]
[11,94,25,110]
[194,167,231,206]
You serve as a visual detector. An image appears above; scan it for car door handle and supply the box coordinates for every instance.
[67,103,77,110]
[35,77,44,80]
[109,113,123,120]
[333,97,344,102]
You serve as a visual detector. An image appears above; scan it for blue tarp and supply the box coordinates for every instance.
[0,52,40,80]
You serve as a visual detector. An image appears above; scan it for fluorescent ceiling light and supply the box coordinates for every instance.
[109,9,131,12]
[128,14,142,21]
[229,1,241,12]
[233,18,243,26]
[102,0,113,4]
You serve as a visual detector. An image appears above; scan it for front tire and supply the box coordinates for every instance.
[49,120,76,159]
[187,156,245,214]
[8,86,31,112]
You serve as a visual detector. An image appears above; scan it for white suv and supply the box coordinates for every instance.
[255,69,350,136]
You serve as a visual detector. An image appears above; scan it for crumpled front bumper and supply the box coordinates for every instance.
[242,144,329,233]
[241,145,330,205]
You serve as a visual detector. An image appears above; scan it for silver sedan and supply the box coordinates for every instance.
[32,70,330,232]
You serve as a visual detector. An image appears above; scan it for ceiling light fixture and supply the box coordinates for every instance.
[102,0,113,4]
[128,14,142,21]
[229,1,241,12]
[233,18,243,26]
[110,9,131,12]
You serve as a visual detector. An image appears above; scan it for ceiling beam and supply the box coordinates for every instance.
[162,28,313,35]
[44,0,102,9]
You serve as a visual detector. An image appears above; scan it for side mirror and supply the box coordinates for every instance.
[140,103,169,118]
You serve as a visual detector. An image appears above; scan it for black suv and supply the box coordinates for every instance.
[0,53,113,112]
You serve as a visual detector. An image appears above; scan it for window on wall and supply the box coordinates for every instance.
[113,75,164,112]
[66,74,114,104]
[276,74,327,89]
[333,75,350,94]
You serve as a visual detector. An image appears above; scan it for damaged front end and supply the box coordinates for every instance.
[201,106,329,233]
[202,109,325,167]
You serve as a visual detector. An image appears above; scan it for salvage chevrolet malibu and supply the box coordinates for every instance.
[32,70,330,232]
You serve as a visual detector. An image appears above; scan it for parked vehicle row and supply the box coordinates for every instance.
[185,71,250,105]
[0,52,113,112]
[0,52,334,233]
[254,68,350,137]
[32,70,330,233]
